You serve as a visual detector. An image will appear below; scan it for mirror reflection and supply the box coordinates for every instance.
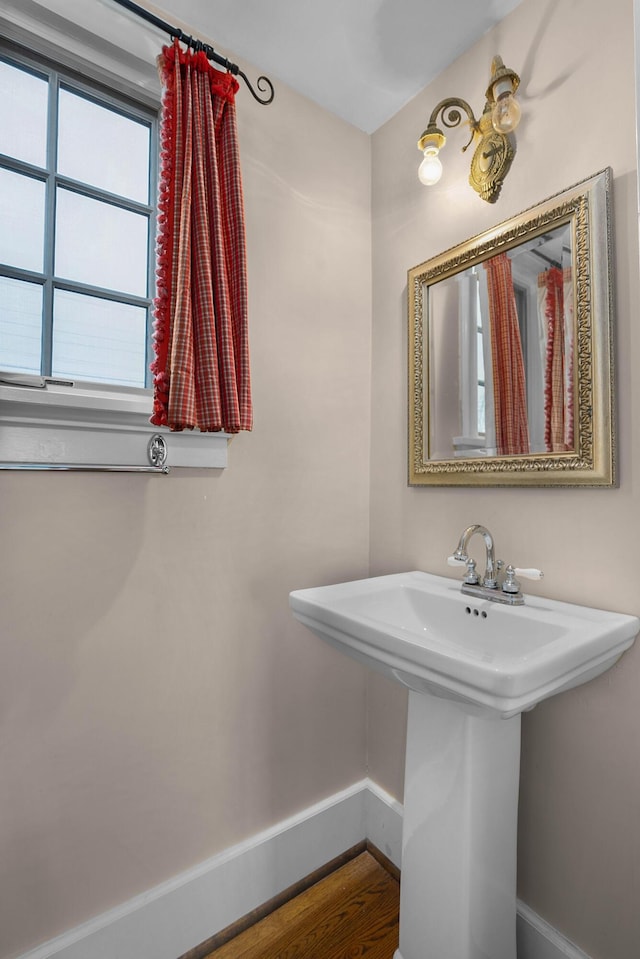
[428,223,573,459]
[408,169,614,487]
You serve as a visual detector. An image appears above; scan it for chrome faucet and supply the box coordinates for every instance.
[452,524,498,588]
[448,524,543,606]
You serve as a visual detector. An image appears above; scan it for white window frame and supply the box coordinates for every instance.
[0,0,230,470]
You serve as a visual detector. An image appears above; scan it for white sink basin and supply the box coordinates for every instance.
[289,570,639,718]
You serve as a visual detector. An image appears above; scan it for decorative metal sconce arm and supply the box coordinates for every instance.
[419,97,479,154]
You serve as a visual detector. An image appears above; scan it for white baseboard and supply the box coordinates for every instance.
[16,778,591,959]
[516,901,594,959]
[17,781,368,959]
[363,778,403,868]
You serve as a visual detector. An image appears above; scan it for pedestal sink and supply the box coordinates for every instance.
[289,571,639,959]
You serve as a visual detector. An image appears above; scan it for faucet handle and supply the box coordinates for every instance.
[502,564,521,594]
[462,558,479,585]
[501,564,544,596]
[447,554,479,585]
[514,567,544,581]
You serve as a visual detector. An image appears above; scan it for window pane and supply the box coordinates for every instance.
[0,168,45,272]
[476,330,485,381]
[53,289,147,387]
[0,59,48,167]
[58,88,150,202]
[55,188,148,297]
[477,385,486,436]
[0,275,42,374]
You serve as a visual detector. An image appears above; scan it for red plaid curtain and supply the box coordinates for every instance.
[484,253,529,456]
[540,267,573,452]
[151,40,253,433]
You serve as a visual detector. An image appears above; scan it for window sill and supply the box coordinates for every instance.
[0,383,230,470]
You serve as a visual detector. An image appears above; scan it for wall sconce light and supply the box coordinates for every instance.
[417,56,521,203]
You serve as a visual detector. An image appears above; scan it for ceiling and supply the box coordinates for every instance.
[153,0,524,133]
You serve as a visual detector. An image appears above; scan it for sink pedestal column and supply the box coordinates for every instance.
[394,691,521,959]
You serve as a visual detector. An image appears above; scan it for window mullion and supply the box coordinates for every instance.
[145,113,158,388]
[54,276,151,310]
[41,65,58,377]
[55,174,154,217]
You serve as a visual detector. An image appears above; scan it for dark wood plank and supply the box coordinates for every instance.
[319,864,400,959]
[208,853,382,958]
[365,840,400,883]
[203,851,399,959]
[179,842,367,959]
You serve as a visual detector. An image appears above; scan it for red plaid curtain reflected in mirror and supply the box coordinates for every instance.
[151,39,252,433]
[539,267,573,452]
[484,253,529,456]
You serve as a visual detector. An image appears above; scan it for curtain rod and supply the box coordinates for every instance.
[111,0,274,104]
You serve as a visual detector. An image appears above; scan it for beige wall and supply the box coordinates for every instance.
[369,1,640,958]
[0,73,372,958]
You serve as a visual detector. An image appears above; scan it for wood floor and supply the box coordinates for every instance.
[196,850,400,959]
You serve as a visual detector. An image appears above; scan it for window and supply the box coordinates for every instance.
[0,48,155,389]
[456,267,487,452]
[0,34,228,469]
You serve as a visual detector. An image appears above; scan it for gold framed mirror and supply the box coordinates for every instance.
[408,169,614,486]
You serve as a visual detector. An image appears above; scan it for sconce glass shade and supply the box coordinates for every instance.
[417,129,446,186]
[491,92,521,134]
[418,148,443,185]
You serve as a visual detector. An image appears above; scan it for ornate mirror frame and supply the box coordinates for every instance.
[408,169,615,487]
